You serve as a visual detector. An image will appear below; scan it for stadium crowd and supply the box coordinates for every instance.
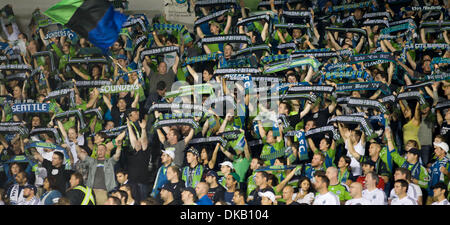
[0,0,449,205]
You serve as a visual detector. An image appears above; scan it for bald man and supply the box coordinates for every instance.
[326,167,352,204]
[195,182,213,205]
[345,182,371,205]
[282,186,300,205]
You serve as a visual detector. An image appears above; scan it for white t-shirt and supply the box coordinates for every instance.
[432,199,450,205]
[164,51,177,70]
[345,139,365,177]
[65,136,85,164]
[293,190,315,205]
[362,188,387,205]
[345,197,372,205]
[391,196,417,205]
[313,192,340,205]
[389,183,421,203]
[1,19,20,42]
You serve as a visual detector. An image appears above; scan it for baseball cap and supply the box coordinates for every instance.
[162,149,175,160]
[126,107,139,116]
[186,147,199,157]
[24,184,37,193]
[258,191,276,203]
[230,172,240,182]
[181,187,196,196]
[116,54,128,60]
[206,170,219,179]
[434,142,449,153]
[361,158,376,167]
[160,183,175,193]
[408,148,421,156]
[219,161,234,170]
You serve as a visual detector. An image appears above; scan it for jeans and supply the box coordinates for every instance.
[420,145,433,166]
[137,183,150,201]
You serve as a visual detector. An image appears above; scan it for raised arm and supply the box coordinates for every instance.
[102,94,113,110]
[223,10,233,35]
[208,143,221,169]
[183,127,194,145]
[127,119,139,150]
[156,128,167,143]
[139,119,148,150]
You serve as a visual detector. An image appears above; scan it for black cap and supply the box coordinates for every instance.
[186,147,199,157]
[24,184,37,193]
[160,183,175,193]
[361,158,376,167]
[206,170,219,179]
[182,187,196,196]
[408,148,420,156]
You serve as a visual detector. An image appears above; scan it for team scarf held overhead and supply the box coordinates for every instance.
[284,130,309,161]
[44,0,128,53]
[263,57,321,74]
[139,46,180,61]
[336,82,391,95]
[326,1,373,13]
[153,23,193,44]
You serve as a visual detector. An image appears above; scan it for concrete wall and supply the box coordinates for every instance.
[1,0,165,35]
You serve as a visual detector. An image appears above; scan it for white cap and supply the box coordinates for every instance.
[434,142,449,153]
[162,149,175,159]
[258,191,276,203]
[219,161,234,169]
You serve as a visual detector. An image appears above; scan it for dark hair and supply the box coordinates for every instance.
[367,171,379,186]
[279,100,292,113]
[156,81,167,91]
[107,196,122,205]
[353,130,362,140]
[140,197,160,205]
[275,157,286,165]
[116,189,128,203]
[166,35,178,45]
[257,171,270,182]
[316,174,330,187]
[116,168,128,176]
[395,179,409,192]
[45,176,59,190]
[321,137,332,147]
[53,151,64,162]
[395,167,412,181]
[340,156,352,169]
[169,128,181,141]
[298,177,315,193]
[71,172,84,186]
[432,182,448,198]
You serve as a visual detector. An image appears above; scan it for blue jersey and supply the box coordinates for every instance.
[429,157,450,189]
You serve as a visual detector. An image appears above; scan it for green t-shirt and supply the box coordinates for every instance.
[233,155,250,183]
[260,136,285,166]
[328,184,352,202]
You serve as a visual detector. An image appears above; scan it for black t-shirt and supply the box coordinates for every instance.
[111,105,127,127]
[207,185,226,203]
[303,107,332,128]
[42,159,72,194]
[440,121,450,143]
[157,180,185,205]
[248,186,275,205]
[126,148,152,184]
